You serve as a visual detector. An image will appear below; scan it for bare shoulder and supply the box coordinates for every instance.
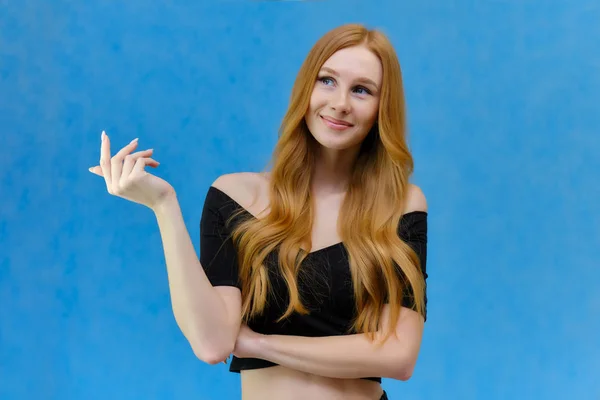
[211,172,269,213]
[403,184,428,214]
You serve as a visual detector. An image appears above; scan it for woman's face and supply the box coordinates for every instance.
[305,45,382,152]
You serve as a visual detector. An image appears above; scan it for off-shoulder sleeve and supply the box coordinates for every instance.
[398,211,428,321]
[199,187,241,289]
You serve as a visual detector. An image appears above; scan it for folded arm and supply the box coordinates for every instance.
[240,305,424,381]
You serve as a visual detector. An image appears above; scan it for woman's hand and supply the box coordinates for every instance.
[88,131,175,210]
[233,324,264,360]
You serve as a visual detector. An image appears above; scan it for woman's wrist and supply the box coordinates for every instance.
[152,190,179,217]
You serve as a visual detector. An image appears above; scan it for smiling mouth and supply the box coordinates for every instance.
[320,115,354,130]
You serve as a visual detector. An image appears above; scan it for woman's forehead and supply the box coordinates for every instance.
[321,47,382,85]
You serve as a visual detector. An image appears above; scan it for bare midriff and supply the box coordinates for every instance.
[240,365,384,400]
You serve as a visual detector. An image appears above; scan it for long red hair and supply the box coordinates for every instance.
[229,24,425,343]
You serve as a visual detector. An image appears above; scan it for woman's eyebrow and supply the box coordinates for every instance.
[320,67,379,89]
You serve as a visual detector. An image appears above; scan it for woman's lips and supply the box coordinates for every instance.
[320,115,354,130]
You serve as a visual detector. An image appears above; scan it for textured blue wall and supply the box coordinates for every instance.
[1,1,599,399]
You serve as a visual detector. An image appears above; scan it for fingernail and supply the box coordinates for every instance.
[130,138,138,144]
[101,131,105,141]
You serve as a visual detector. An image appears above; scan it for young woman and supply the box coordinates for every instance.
[89,23,428,400]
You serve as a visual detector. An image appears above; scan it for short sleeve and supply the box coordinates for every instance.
[199,187,241,289]
[398,211,428,321]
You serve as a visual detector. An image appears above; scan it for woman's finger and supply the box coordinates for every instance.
[89,166,102,176]
[121,148,154,179]
[100,131,113,192]
[110,138,139,193]
[130,157,160,179]
[89,161,159,177]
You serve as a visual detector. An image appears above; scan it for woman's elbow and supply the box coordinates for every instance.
[184,324,237,365]
[191,342,232,365]
[395,364,415,381]
[388,360,415,381]
[388,348,419,381]
[187,331,235,365]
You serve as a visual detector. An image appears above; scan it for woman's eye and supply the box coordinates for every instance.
[319,76,334,85]
[317,76,371,96]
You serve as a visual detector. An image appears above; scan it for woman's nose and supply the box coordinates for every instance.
[330,91,351,113]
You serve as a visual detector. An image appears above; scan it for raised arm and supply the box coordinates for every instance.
[154,194,242,364]
[88,131,241,364]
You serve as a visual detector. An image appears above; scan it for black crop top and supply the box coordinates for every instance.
[200,186,428,384]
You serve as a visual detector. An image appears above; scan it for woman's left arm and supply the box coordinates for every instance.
[234,305,424,381]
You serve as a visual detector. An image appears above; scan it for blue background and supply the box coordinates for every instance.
[1,1,599,399]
